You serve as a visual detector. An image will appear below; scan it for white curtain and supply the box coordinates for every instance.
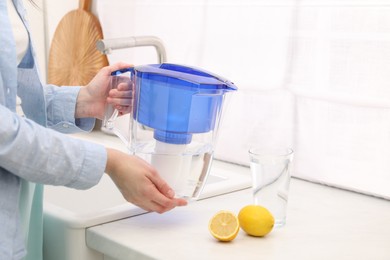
[96,0,390,199]
[288,1,390,199]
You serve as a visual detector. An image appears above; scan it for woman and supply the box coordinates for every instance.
[0,0,187,259]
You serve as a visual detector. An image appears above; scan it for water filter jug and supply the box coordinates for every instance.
[103,63,237,199]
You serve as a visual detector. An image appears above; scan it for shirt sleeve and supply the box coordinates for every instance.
[0,104,106,189]
[44,84,95,133]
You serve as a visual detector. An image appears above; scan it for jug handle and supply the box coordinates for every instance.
[102,68,135,145]
[107,67,134,129]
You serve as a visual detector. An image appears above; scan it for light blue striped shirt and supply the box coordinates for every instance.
[0,0,107,259]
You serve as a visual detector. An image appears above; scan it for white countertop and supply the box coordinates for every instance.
[43,131,252,229]
[86,176,390,260]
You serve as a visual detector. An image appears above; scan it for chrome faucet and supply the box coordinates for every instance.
[96,36,167,63]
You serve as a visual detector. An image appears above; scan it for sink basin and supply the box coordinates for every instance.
[43,159,251,228]
[42,131,251,260]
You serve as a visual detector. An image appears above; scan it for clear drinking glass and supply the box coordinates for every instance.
[248,147,294,227]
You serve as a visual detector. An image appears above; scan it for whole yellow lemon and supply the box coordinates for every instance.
[238,205,274,237]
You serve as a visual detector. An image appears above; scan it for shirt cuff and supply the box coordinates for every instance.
[67,140,107,189]
[46,86,95,133]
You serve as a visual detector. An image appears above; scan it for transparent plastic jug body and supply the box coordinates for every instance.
[103,63,237,200]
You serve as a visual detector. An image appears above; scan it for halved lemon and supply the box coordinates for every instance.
[208,210,240,242]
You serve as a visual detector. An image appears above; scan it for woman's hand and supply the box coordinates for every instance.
[75,62,133,119]
[106,73,133,116]
[105,148,188,213]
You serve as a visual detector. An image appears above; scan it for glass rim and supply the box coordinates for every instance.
[248,147,294,157]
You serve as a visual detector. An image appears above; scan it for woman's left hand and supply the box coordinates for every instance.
[75,62,133,119]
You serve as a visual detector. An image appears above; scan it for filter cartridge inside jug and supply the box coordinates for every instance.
[152,140,197,198]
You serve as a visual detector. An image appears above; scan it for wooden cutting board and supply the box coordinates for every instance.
[48,0,108,86]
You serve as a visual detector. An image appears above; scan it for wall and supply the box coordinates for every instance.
[27,0,390,199]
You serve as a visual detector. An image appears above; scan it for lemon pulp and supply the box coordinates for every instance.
[208,210,240,242]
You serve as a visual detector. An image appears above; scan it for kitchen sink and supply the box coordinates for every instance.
[42,130,251,260]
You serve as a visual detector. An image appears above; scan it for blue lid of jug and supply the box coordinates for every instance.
[131,63,237,91]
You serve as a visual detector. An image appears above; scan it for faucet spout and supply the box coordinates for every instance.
[96,36,167,63]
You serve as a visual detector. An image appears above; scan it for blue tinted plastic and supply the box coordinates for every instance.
[114,63,237,144]
[135,63,237,90]
[153,130,193,144]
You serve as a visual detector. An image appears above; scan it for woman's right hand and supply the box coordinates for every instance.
[106,74,133,116]
[105,148,188,213]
